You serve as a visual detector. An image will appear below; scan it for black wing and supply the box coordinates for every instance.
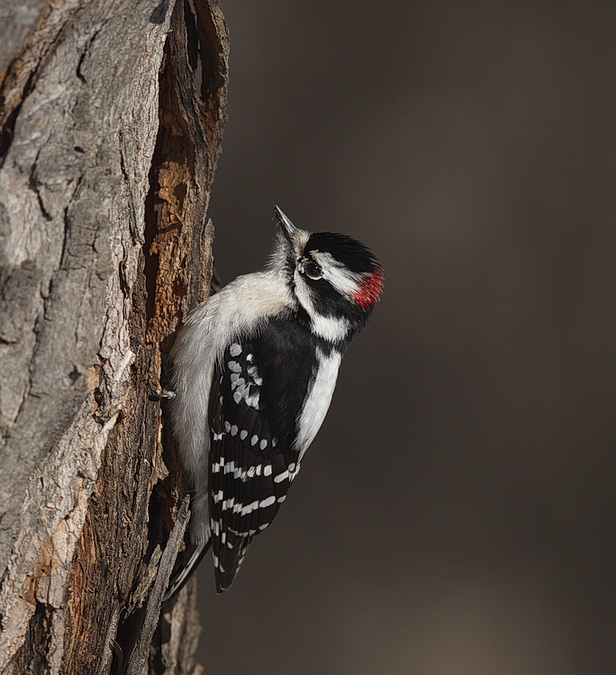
[208,326,315,592]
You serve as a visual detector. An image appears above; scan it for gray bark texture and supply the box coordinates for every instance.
[0,0,228,672]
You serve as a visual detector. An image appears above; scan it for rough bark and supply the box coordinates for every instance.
[0,0,228,672]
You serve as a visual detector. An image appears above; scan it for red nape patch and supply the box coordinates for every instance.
[352,267,384,310]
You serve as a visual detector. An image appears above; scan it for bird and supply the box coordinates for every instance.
[164,206,383,598]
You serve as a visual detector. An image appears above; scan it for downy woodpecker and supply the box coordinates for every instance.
[165,206,383,598]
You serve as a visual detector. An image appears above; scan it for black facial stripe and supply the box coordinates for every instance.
[300,276,373,338]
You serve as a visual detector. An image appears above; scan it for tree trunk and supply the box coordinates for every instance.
[0,0,228,672]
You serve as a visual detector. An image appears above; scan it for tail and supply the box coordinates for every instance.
[213,530,252,594]
[163,538,211,602]
[163,490,211,602]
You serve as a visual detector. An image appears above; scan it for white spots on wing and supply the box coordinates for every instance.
[230,373,245,386]
[272,461,300,484]
[229,526,258,537]
[227,355,261,410]
[277,495,287,503]
[230,424,238,436]
[225,495,278,517]
[244,393,259,408]
[217,458,272,483]
[246,353,253,362]
[212,490,223,503]
[222,497,235,511]
[247,364,263,386]
[251,434,258,446]
[259,439,268,450]
[224,421,231,433]
[229,343,242,357]
[240,500,258,516]
[289,465,301,482]
[213,431,224,441]
[240,429,248,440]
[234,383,249,398]
[272,437,278,447]
[259,523,269,531]
[273,470,289,484]
[234,466,248,481]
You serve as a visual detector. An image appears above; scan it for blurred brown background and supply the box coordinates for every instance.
[197,2,616,673]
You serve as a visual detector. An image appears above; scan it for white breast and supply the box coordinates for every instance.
[295,348,342,459]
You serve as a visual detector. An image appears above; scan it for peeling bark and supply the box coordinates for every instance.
[0,0,228,672]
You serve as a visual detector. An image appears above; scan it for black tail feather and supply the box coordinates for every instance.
[163,538,211,602]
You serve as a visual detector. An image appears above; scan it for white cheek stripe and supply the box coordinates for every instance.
[310,250,363,296]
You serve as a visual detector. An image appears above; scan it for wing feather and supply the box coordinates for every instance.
[208,339,299,592]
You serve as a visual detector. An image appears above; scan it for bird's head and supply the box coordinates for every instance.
[272,206,383,343]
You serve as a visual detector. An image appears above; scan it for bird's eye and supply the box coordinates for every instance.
[304,260,323,280]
